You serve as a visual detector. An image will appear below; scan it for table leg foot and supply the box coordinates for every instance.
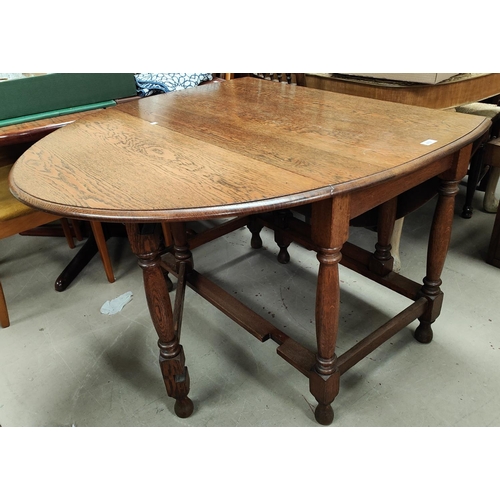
[315,403,334,426]
[309,366,339,426]
[174,397,194,419]
[276,239,291,264]
[159,345,193,418]
[248,216,263,249]
[413,320,433,344]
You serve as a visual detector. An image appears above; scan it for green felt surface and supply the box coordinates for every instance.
[0,73,137,121]
[0,101,116,128]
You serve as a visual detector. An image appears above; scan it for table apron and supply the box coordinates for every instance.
[348,154,455,219]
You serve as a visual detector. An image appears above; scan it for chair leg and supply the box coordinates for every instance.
[0,281,10,328]
[462,147,485,218]
[161,222,173,247]
[483,166,500,213]
[71,219,84,241]
[90,220,115,283]
[60,218,75,249]
[390,217,404,273]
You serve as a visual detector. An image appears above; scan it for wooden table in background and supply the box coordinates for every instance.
[9,78,490,425]
[304,73,500,109]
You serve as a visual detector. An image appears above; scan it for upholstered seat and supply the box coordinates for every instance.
[0,163,38,221]
[455,102,500,217]
[482,136,500,213]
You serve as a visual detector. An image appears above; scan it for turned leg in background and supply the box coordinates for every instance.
[274,210,293,264]
[369,198,397,277]
[126,222,193,418]
[247,215,264,249]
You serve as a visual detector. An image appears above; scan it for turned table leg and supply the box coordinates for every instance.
[414,177,461,344]
[126,222,193,418]
[274,209,293,264]
[369,198,397,276]
[310,196,350,425]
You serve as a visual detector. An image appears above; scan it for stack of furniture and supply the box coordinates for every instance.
[454,101,500,218]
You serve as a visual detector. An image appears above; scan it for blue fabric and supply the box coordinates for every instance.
[135,73,213,96]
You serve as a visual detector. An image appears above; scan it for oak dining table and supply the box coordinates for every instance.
[9,78,490,425]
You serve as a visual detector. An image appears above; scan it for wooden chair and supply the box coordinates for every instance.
[0,159,67,327]
[482,137,500,213]
[0,148,114,328]
[454,101,500,218]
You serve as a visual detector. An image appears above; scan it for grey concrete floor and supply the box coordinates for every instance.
[0,184,499,427]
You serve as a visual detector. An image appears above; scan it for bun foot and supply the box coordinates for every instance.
[314,403,334,426]
[414,321,433,344]
[277,248,290,264]
[174,397,194,419]
[251,235,263,249]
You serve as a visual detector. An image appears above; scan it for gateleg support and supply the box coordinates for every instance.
[126,222,193,419]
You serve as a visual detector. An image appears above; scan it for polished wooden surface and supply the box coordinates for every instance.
[8,78,491,424]
[305,73,500,109]
[11,78,488,221]
[0,109,107,147]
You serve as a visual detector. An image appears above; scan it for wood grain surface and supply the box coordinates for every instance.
[304,73,500,109]
[9,78,490,222]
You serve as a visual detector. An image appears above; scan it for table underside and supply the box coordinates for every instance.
[123,146,469,425]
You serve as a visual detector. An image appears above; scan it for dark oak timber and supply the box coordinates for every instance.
[9,79,490,424]
[126,223,193,418]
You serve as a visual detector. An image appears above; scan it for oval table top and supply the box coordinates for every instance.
[9,78,490,223]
